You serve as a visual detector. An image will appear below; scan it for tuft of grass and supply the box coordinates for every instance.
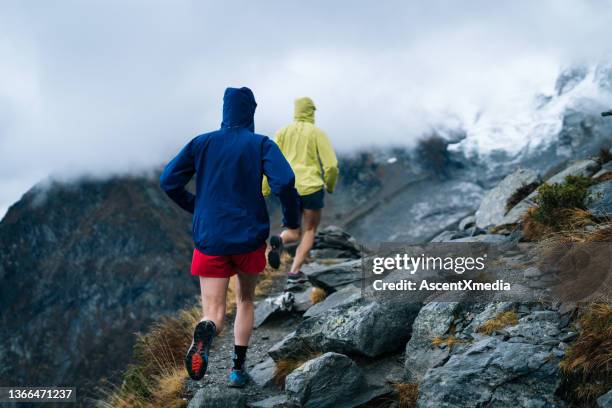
[531,175,594,229]
[522,175,596,241]
[273,350,322,389]
[506,182,540,213]
[594,171,612,183]
[100,249,293,407]
[394,383,419,408]
[431,335,462,348]
[310,287,327,304]
[559,301,612,406]
[477,311,519,335]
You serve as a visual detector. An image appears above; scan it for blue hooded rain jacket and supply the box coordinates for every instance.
[160,87,300,255]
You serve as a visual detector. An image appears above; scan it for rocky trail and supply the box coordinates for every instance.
[183,152,612,408]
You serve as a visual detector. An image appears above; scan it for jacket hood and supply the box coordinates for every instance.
[294,97,315,123]
[222,87,257,131]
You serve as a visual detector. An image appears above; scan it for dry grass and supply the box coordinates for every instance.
[523,208,596,242]
[100,248,294,407]
[431,335,462,348]
[310,287,328,304]
[394,383,419,408]
[559,301,612,406]
[506,182,540,213]
[477,311,519,335]
[273,350,322,389]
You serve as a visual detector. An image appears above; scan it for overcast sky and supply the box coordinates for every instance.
[1,0,612,217]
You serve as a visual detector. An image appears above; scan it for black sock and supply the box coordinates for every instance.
[232,345,248,370]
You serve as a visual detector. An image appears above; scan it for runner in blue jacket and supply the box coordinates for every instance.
[160,87,300,387]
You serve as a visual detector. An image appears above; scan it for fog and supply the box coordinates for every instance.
[2,0,612,217]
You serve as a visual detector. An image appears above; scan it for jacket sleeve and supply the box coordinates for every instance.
[159,139,196,213]
[261,130,284,197]
[315,130,339,193]
[262,137,301,229]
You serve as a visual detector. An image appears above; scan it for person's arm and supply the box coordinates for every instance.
[261,130,284,197]
[262,137,300,229]
[315,130,339,193]
[159,139,197,213]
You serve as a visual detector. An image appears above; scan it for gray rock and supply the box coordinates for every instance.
[547,159,600,184]
[587,180,612,216]
[188,385,247,408]
[249,395,289,408]
[430,227,486,243]
[475,168,539,228]
[451,234,510,243]
[254,292,294,328]
[404,302,460,381]
[269,298,422,360]
[304,259,362,292]
[249,357,276,389]
[592,161,612,179]
[292,285,314,313]
[458,215,476,230]
[597,388,612,408]
[417,337,565,407]
[303,285,362,318]
[285,352,365,408]
[465,302,515,334]
[313,225,361,258]
[524,266,545,278]
[500,159,601,225]
[502,313,561,344]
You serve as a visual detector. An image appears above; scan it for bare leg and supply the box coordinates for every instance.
[290,209,321,274]
[280,227,301,245]
[199,276,229,334]
[233,271,258,346]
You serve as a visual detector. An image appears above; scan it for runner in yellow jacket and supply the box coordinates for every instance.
[264,97,338,284]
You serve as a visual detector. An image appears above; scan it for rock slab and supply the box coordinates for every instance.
[285,352,365,408]
[475,168,539,228]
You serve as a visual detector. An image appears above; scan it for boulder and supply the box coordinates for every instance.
[404,302,459,381]
[500,159,601,225]
[249,357,276,389]
[430,227,486,243]
[249,395,289,408]
[547,159,600,184]
[254,292,294,328]
[303,286,362,318]
[592,161,612,179]
[313,225,361,258]
[417,337,565,407]
[597,389,612,408]
[501,311,561,344]
[458,215,476,230]
[587,180,612,216]
[188,385,247,408]
[269,298,422,360]
[285,352,365,408]
[303,259,362,292]
[464,302,515,334]
[475,168,539,228]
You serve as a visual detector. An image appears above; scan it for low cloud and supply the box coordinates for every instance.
[1,0,612,217]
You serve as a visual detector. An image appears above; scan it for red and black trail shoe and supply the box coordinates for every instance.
[185,320,216,380]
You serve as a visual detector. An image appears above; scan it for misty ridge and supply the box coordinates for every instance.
[2,0,612,217]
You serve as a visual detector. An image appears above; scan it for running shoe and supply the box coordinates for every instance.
[185,320,216,380]
[267,235,283,269]
[287,270,307,285]
[228,369,250,388]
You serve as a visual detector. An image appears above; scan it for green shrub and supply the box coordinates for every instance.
[532,175,594,229]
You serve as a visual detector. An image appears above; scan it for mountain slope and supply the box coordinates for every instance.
[0,176,195,403]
